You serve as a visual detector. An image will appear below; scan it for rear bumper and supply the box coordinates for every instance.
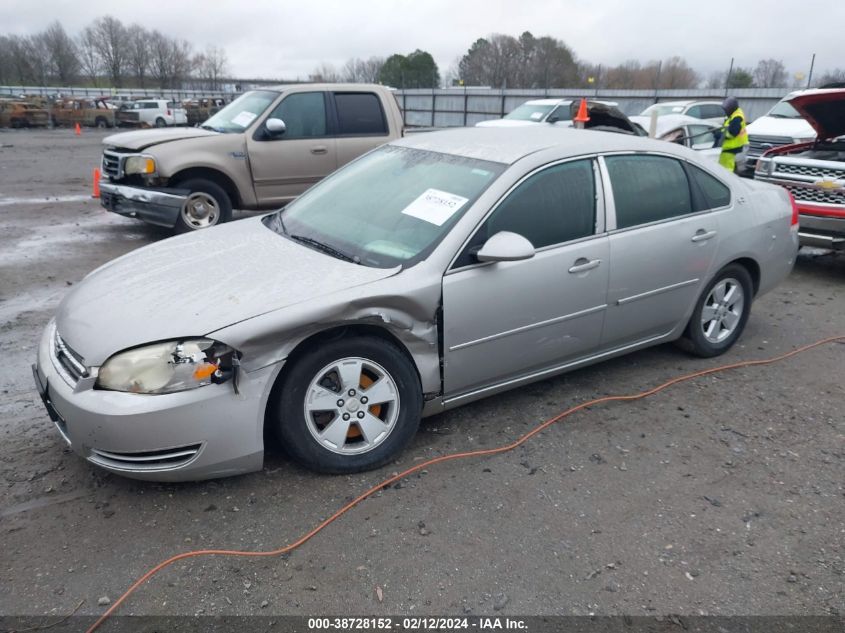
[100,182,187,228]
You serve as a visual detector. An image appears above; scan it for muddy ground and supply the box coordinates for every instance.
[0,128,843,624]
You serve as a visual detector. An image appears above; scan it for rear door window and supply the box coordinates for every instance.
[605,155,693,229]
[686,164,732,210]
[333,92,388,136]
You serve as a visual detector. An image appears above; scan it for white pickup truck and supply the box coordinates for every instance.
[117,99,188,128]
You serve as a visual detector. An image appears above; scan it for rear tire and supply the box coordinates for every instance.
[680,264,753,358]
[173,178,232,232]
[155,117,166,127]
[274,336,422,474]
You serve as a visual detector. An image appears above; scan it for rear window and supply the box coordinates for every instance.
[688,164,731,209]
[606,155,693,229]
[334,93,387,135]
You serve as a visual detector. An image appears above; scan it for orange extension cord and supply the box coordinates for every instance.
[85,334,844,633]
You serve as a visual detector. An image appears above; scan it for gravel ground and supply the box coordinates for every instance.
[0,128,843,622]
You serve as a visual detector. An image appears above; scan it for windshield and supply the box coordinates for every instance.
[768,100,802,118]
[641,104,685,116]
[201,90,277,133]
[504,104,555,121]
[265,145,505,268]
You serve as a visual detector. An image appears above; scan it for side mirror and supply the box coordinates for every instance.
[476,231,535,263]
[265,118,286,136]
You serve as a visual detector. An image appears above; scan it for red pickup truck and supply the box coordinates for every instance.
[754,89,845,250]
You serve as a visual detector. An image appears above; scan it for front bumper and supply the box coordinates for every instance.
[34,323,281,481]
[797,212,845,250]
[100,182,187,228]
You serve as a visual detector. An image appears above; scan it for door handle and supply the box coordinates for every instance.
[310,146,328,155]
[691,229,717,242]
[568,258,602,274]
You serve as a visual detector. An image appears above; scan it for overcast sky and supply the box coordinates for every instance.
[2,0,841,81]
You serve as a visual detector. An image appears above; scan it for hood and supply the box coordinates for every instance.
[787,89,845,141]
[746,114,816,140]
[56,218,398,365]
[103,126,220,150]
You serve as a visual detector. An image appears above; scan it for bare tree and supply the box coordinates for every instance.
[41,21,79,85]
[77,26,101,86]
[91,16,128,87]
[126,24,151,88]
[26,34,51,86]
[814,68,845,87]
[2,35,36,84]
[753,59,787,88]
[341,56,384,83]
[195,45,227,89]
[660,56,700,88]
[309,62,341,82]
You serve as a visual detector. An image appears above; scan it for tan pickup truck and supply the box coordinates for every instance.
[99,84,405,232]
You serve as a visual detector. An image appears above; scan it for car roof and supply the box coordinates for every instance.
[629,114,717,135]
[521,99,573,106]
[393,125,669,164]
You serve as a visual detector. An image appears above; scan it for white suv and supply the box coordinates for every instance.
[117,99,188,127]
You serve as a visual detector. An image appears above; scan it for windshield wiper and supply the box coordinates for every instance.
[199,123,225,132]
[289,234,358,264]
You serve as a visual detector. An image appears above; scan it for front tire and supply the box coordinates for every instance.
[274,336,422,474]
[682,264,753,358]
[173,178,232,232]
[95,117,107,129]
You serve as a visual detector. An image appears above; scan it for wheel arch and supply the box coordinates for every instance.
[728,256,760,297]
[261,323,427,437]
[170,167,242,207]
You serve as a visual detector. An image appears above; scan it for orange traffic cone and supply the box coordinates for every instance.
[75,122,81,136]
[92,168,101,198]
[573,98,590,128]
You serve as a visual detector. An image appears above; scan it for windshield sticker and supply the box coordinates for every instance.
[530,111,543,120]
[401,188,469,226]
[231,111,257,127]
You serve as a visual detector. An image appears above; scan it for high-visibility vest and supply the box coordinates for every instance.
[721,107,748,150]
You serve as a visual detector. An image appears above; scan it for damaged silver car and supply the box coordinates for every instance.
[34,127,798,480]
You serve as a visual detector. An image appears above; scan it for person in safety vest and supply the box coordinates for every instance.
[716,96,748,173]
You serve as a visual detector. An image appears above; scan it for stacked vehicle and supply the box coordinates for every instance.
[0,98,49,128]
[51,98,116,129]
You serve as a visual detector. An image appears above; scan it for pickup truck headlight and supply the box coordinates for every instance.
[97,339,236,394]
[755,158,773,177]
[124,155,157,175]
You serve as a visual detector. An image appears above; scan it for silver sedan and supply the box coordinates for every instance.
[33,127,799,480]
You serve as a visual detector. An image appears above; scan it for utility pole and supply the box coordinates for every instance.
[724,57,734,96]
[806,53,816,88]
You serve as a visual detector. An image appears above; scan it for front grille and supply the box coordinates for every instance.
[102,150,122,179]
[776,163,845,180]
[748,134,793,158]
[780,183,845,206]
[89,443,203,471]
[54,329,88,384]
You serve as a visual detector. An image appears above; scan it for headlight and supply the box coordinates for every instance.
[123,155,156,175]
[97,339,236,394]
[755,158,773,177]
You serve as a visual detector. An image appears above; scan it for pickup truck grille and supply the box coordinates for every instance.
[776,163,845,180]
[782,183,845,206]
[102,150,122,179]
[747,135,794,161]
